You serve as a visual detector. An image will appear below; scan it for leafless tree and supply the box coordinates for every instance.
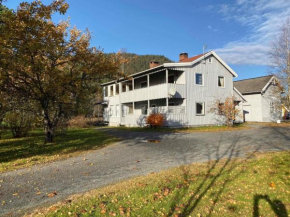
[269,18,290,109]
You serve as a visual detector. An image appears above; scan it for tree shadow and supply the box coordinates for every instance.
[165,132,263,216]
[253,194,288,217]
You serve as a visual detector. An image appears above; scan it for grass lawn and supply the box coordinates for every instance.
[32,151,290,217]
[115,123,249,133]
[0,128,119,173]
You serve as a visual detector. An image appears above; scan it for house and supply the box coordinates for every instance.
[234,75,282,122]
[101,51,239,127]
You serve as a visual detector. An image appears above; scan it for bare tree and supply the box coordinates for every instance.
[209,96,241,127]
[269,18,290,109]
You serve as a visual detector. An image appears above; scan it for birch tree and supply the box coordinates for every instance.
[269,19,290,109]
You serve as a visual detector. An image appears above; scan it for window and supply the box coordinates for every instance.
[140,81,147,88]
[168,75,175,83]
[110,105,114,116]
[218,103,224,115]
[208,57,212,63]
[104,86,108,97]
[122,83,126,92]
[218,76,225,87]
[128,83,133,91]
[141,105,148,115]
[270,102,274,113]
[195,73,203,85]
[116,84,119,95]
[196,102,205,115]
[128,104,133,114]
[110,85,114,96]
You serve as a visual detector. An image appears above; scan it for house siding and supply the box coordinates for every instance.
[243,94,263,122]
[184,56,234,126]
[261,84,281,122]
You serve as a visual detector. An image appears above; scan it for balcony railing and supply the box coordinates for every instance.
[117,83,186,103]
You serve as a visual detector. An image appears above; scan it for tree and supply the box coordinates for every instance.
[0,0,124,142]
[209,96,241,127]
[269,19,290,109]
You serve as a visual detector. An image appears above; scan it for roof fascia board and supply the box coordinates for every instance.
[164,51,238,77]
[261,76,275,93]
[234,87,247,102]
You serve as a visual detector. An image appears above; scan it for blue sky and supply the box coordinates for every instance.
[4,0,290,80]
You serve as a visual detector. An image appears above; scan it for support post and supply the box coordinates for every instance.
[166,69,168,83]
[147,74,150,87]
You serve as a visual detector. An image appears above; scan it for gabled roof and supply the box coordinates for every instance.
[178,53,204,62]
[233,75,274,95]
[101,51,238,86]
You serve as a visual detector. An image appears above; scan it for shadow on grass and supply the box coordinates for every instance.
[0,128,118,164]
[161,130,289,216]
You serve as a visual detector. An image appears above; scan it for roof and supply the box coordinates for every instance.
[234,75,274,95]
[101,51,238,86]
[178,53,204,62]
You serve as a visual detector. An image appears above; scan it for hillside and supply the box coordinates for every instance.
[108,53,173,75]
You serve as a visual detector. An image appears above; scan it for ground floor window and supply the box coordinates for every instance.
[141,105,148,115]
[196,102,205,115]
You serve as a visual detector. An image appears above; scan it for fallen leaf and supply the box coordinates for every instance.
[47,191,57,198]
[12,193,18,196]
[101,209,106,214]
[269,182,275,188]
[36,192,42,195]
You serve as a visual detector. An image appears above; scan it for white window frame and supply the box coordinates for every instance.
[141,104,148,115]
[208,57,212,63]
[218,76,225,88]
[196,102,205,116]
[195,73,204,86]
[116,105,120,117]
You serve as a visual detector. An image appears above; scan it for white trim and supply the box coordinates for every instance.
[218,76,225,88]
[164,51,238,77]
[196,102,205,116]
[261,76,275,93]
[101,50,238,86]
[195,73,204,86]
[234,87,247,102]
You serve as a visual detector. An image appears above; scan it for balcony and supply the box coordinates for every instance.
[119,83,186,103]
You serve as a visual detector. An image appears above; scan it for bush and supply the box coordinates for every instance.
[146,113,165,128]
[68,115,101,129]
[3,111,35,138]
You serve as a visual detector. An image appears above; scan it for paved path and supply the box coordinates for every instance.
[0,125,289,216]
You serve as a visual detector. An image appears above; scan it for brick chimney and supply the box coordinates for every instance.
[179,52,188,61]
[149,61,160,69]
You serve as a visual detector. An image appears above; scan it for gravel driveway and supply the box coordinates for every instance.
[0,125,289,216]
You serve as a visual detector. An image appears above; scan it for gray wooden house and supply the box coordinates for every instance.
[234,75,282,122]
[101,51,239,127]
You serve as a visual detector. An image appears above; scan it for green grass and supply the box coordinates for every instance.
[34,151,290,217]
[0,128,119,173]
[115,123,248,133]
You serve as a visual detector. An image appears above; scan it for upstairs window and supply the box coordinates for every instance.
[140,81,147,88]
[208,57,212,63]
[104,86,108,97]
[218,76,225,87]
[122,83,126,92]
[110,85,114,96]
[196,102,205,115]
[195,73,203,85]
[116,84,119,95]
[168,75,175,83]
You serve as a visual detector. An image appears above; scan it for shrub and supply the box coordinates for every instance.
[68,115,101,129]
[146,113,165,128]
[3,111,35,138]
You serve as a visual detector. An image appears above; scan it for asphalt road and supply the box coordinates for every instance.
[0,125,289,216]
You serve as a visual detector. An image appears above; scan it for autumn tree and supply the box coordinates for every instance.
[210,96,240,127]
[269,19,290,109]
[0,0,124,142]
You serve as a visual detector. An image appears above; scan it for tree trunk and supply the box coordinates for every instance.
[44,125,54,143]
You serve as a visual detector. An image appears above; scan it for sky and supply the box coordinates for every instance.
[4,0,290,80]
